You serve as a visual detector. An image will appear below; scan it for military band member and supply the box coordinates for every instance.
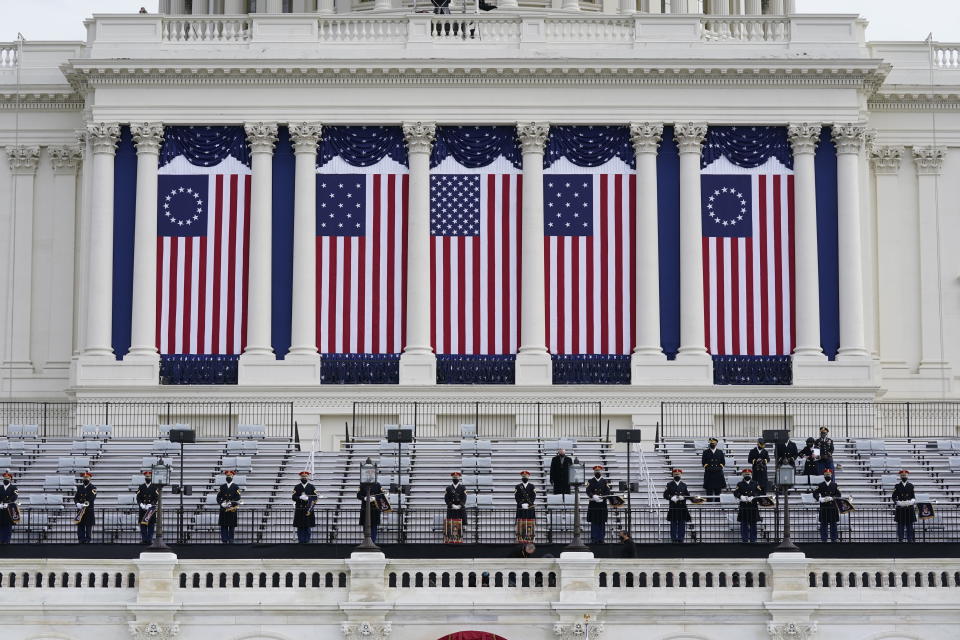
[549,449,573,495]
[357,476,384,543]
[812,468,841,542]
[798,438,818,477]
[748,438,771,491]
[74,471,97,544]
[663,468,692,543]
[733,468,764,543]
[444,472,468,543]
[515,470,537,543]
[292,471,318,544]
[586,465,611,544]
[0,472,19,544]
[892,469,917,543]
[815,427,835,475]
[701,437,726,499]
[217,469,242,544]
[135,470,160,544]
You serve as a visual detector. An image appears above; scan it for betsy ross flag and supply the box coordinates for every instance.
[430,173,521,355]
[316,173,407,354]
[544,174,636,355]
[701,170,795,355]
[156,173,250,354]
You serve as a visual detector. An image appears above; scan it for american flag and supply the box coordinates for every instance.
[156,173,250,354]
[316,173,407,354]
[430,173,521,355]
[544,174,636,355]
[701,171,795,355]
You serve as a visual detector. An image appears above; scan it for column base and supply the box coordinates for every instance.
[399,350,437,385]
[71,354,160,387]
[515,350,552,386]
[792,356,879,387]
[237,352,322,386]
[634,351,712,385]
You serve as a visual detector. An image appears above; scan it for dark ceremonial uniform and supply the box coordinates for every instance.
[357,481,383,542]
[549,454,572,495]
[74,482,97,543]
[586,475,612,544]
[701,447,726,496]
[216,481,242,543]
[733,478,764,543]
[892,480,917,542]
[776,440,799,466]
[663,480,692,543]
[0,482,19,544]
[748,446,771,491]
[135,482,160,543]
[813,478,842,542]
[798,444,818,476]
[514,480,537,542]
[815,434,835,474]
[444,481,468,525]
[292,481,318,543]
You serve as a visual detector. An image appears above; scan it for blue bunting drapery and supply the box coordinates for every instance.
[544,125,634,169]
[318,126,408,168]
[712,355,792,385]
[320,354,401,384]
[701,126,793,170]
[159,355,239,385]
[160,126,250,168]
[551,355,631,385]
[436,355,516,384]
[430,126,522,169]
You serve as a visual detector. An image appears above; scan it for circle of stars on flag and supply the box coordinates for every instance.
[706,186,747,228]
[162,186,203,227]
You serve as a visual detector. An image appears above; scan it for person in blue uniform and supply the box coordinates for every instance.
[892,469,917,543]
[586,465,611,544]
[514,470,537,543]
[135,470,160,544]
[357,478,384,543]
[812,468,841,542]
[733,468,764,543]
[0,472,19,544]
[663,468,692,543]
[216,469,242,544]
[701,438,726,500]
[292,471,318,544]
[748,438,771,491]
[74,471,97,543]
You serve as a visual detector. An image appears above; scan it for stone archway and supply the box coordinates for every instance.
[437,633,509,640]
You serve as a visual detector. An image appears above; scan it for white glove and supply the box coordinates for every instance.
[299,494,309,501]
[451,504,461,510]
[739,496,750,503]
[139,503,148,510]
[76,503,84,508]
[670,495,680,502]
[221,501,230,508]
[895,500,907,508]
[592,495,603,503]
[0,503,6,509]
[907,499,916,506]
[521,503,529,510]
[819,496,833,503]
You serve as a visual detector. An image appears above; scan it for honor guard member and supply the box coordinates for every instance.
[586,465,612,544]
[815,427,835,475]
[445,472,468,524]
[217,470,242,544]
[292,471,318,544]
[701,438,726,499]
[514,471,537,542]
[357,476,384,543]
[733,468,764,543]
[798,438,818,477]
[135,470,160,544]
[813,468,841,542]
[892,469,917,543]
[748,439,771,491]
[549,449,573,495]
[663,469,692,543]
[74,471,97,544]
[0,472,19,544]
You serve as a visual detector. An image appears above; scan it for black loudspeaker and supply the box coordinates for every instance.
[387,427,413,443]
[616,429,642,443]
[169,428,196,444]
[762,429,790,445]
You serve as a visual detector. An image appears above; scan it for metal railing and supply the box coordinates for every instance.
[660,401,960,440]
[350,401,603,440]
[0,401,295,440]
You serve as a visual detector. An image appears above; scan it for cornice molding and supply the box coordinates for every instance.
[0,87,84,111]
[629,122,663,154]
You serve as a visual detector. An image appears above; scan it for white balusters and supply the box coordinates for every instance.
[701,16,789,42]
[933,45,960,69]
[161,17,252,42]
[318,18,408,42]
[0,44,18,68]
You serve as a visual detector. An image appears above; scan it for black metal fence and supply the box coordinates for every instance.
[350,401,604,440]
[0,401,295,440]
[660,401,960,440]
[9,506,959,545]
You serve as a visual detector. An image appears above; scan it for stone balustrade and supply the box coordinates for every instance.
[0,44,18,68]
[934,43,960,69]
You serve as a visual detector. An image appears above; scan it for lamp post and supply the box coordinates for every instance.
[775,462,799,552]
[564,458,590,553]
[147,457,172,551]
[354,457,381,553]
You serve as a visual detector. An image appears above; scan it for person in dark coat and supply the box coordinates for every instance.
[135,470,160,544]
[748,438,771,491]
[444,472,468,526]
[892,469,917,542]
[292,471,319,544]
[798,438,818,478]
[514,471,537,542]
[0,472,19,544]
[701,437,726,499]
[549,449,573,495]
[586,465,611,544]
[775,438,799,467]
[663,468,692,543]
[812,468,841,542]
[74,471,97,543]
[357,479,384,543]
[815,427,835,475]
[216,470,242,544]
[617,530,637,558]
[733,468,764,543]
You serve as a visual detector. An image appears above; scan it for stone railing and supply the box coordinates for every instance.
[933,43,960,69]
[701,16,790,42]
[160,16,252,42]
[0,43,18,68]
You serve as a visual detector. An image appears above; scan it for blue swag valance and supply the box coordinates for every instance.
[318,126,408,168]
[701,126,793,170]
[544,125,634,169]
[160,126,251,168]
[430,126,522,169]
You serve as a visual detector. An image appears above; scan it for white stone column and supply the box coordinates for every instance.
[912,146,952,387]
[316,0,334,13]
[48,146,83,369]
[126,123,164,361]
[832,124,870,362]
[708,0,729,15]
[745,0,761,15]
[669,0,688,13]
[287,122,322,362]
[192,0,210,14]
[561,0,581,11]
[224,0,246,13]
[399,122,437,385]
[629,123,666,384]
[82,123,121,359]
[265,0,284,12]
[499,0,520,9]
[4,145,40,369]
[767,0,784,15]
[515,122,553,386]
[787,124,825,364]
[73,129,92,359]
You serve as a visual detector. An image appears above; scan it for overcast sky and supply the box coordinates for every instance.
[3,0,960,43]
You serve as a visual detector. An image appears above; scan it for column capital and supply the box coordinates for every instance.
[787,123,821,155]
[6,145,40,174]
[516,122,550,154]
[244,122,279,153]
[131,122,165,155]
[869,145,903,175]
[49,145,84,173]
[402,121,436,154]
[830,122,867,154]
[289,121,323,153]
[674,122,708,154]
[87,122,122,155]
[912,146,946,176]
[629,122,664,154]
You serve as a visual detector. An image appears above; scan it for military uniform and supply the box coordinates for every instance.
[357,481,383,542]
[444,474,468,543]
[216,475,242,543]
[892,475,917,542]
[549,453,572,495]
[733,473,764,543]
[748,443,771,491]
[586,468,611,544]
[292,473,318,543]
[135,476,160,544]
[514,474,537,543]
[74,476,97,543]
[798,440,818,476]
[815,430,835,475]
[0,475,19,544]
[812,474,842,542]
[701,444,726,498]
[663,474,692,543]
